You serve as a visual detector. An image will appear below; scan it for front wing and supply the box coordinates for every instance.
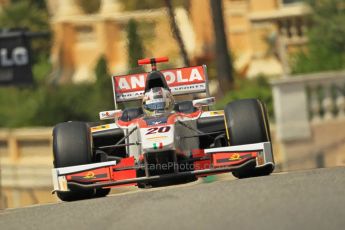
[52,142,274,192]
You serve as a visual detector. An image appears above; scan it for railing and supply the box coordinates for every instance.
[271,70,345,141]
[0,128,53,208]
[276,16,309,46]
[0,128,52,162]
[307,76,345,122]
[249,4,310,75]
[0,128,53,188]
[250,4,310,45]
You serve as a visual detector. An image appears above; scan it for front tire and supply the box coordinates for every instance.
[53,121,109,201]
[53,121,93,168]
[224,99,274,178]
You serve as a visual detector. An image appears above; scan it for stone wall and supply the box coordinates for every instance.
[271,70,345,171]
[281,120,345,170]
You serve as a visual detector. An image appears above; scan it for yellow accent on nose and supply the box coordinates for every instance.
[229,153,240,160]
[83,171,95,179]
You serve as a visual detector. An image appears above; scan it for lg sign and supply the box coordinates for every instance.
[0,47,29,67]
[0,30,34,85]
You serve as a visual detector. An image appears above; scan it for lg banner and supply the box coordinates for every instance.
[0,31,33,85]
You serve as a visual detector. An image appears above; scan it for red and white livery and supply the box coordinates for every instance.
[51,57,275,201]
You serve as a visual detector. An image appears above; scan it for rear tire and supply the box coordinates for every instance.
[224,99,274,178]
[53,121,108,201]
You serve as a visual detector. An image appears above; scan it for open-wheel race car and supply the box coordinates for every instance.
[52,57,275,201]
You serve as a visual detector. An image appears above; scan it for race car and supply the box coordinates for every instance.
[52,57,275,201]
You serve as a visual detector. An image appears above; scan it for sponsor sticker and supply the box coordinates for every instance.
[229,153,241,161]
[113,66,206,101]
[83,171,96,179]
[210,111,224,116]
[146,136,167,141]
[91,124,110,132]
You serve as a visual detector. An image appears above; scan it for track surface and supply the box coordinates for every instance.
[1,167,345,230]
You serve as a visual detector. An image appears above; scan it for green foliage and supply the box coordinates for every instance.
[127,19,144,70]
[29,84,95,126]
[216,76,274,119]
[95,56,109,89]
[0,1,49,31]
[33,54,51,84]
[11,0,47,10]
[32,56,115,126]
[291,0,345,73]
[292,45,344,74]
[93,56,115,112]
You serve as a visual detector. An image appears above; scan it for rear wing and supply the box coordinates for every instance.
[111,65,210,108]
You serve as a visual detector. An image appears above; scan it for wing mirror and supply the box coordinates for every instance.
[192,97,215,108]
[99,110,122,120]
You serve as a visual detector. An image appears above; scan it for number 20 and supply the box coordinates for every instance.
[145,126,171,135]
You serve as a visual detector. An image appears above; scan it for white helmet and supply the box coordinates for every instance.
[142,87,174,117]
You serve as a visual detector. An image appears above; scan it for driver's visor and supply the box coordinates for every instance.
[144,99,166,112]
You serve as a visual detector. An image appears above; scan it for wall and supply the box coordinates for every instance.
[271,71,345,170]
[0,128,55,208]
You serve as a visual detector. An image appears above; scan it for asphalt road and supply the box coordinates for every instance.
[1,167,345,230]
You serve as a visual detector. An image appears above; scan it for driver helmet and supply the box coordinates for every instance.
[142,87,174,117]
